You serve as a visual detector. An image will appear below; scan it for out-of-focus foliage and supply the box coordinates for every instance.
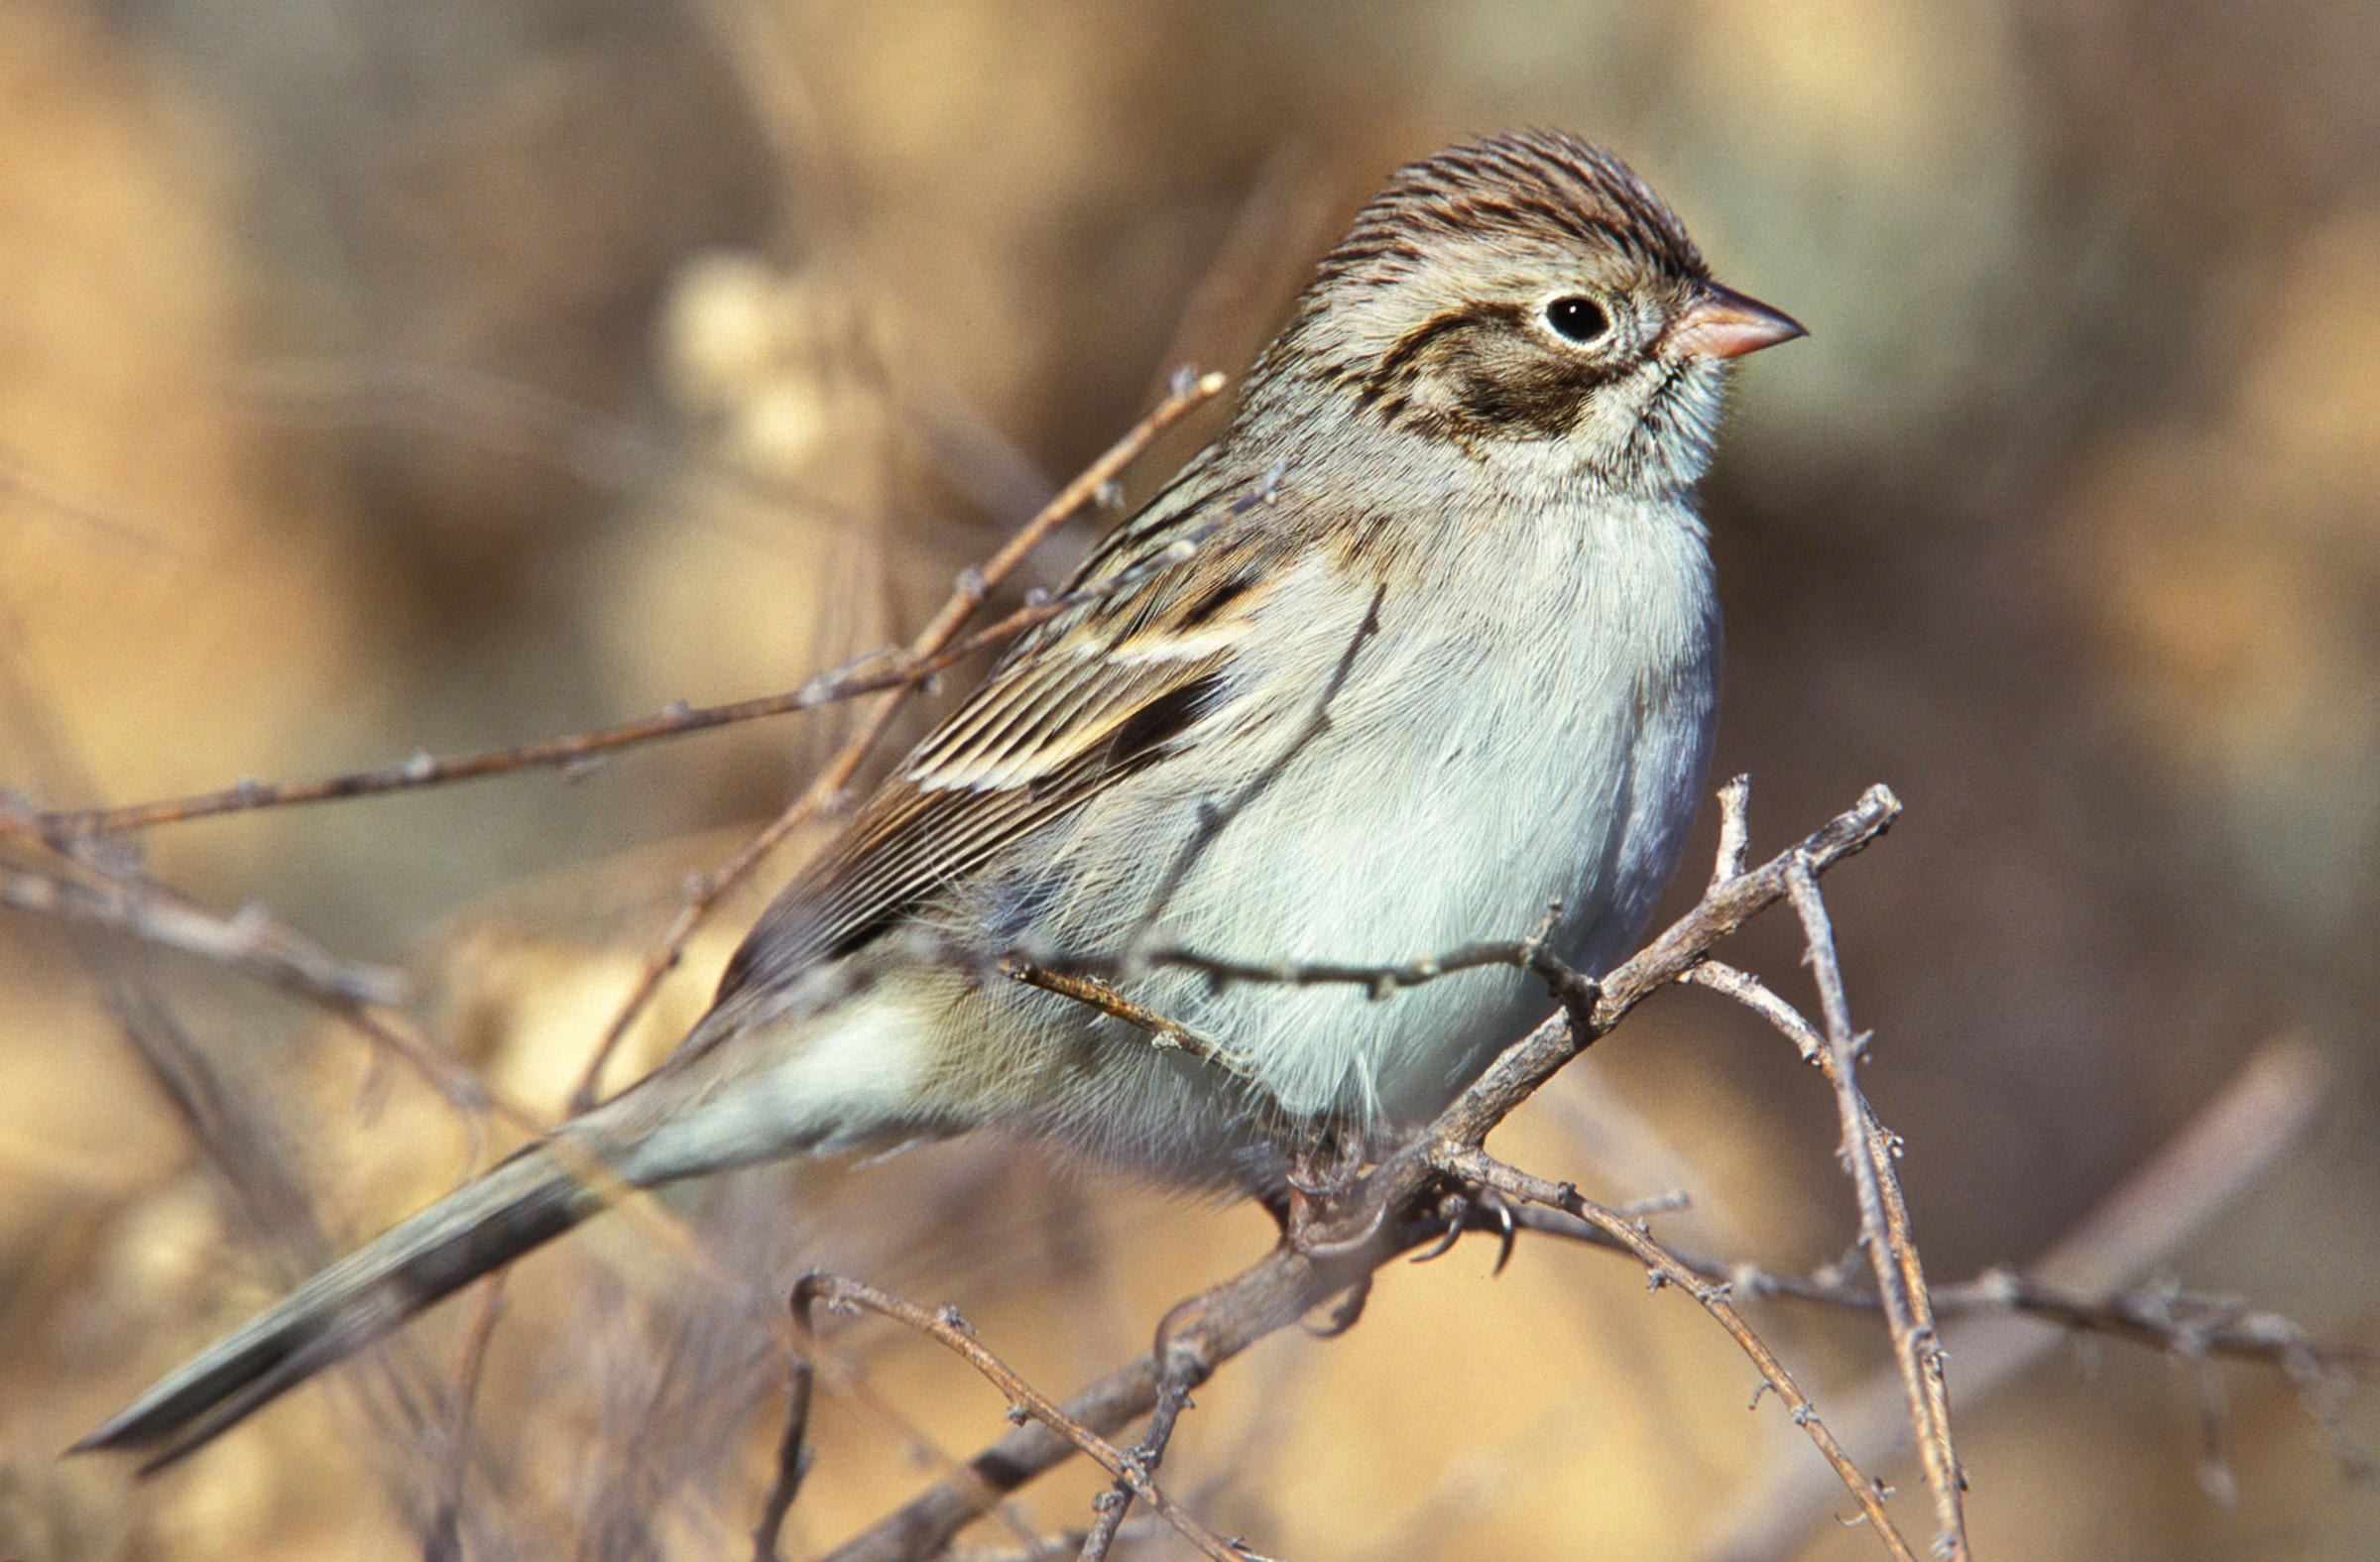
[2,1,2376,1557]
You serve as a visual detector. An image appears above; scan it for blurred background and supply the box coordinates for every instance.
[3,1,2377,1556]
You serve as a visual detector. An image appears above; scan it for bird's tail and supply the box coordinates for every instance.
[79,979,927,1469]
[74,1136,610,1469]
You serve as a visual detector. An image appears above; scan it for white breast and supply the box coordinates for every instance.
[1118,490,1720,1144]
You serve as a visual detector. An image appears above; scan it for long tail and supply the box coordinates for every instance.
[79,978,918,1468]
[75,1138,609,1469]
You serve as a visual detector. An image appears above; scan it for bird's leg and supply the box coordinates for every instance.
[1273,1127,1386,1257]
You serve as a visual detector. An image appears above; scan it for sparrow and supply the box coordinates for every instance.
[82,128,1803,1465]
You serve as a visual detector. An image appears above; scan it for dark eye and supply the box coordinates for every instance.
[1545,296,1609,343]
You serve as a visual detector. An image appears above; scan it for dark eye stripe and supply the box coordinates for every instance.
[1360,300,1529,405]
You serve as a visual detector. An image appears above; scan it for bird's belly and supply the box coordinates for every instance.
[1104,643,1713,1158]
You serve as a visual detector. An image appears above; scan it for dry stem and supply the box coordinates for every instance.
[1434,1143,1916,1562]
[0,863,406,1007]
[1784,861,1967,1557]
[766,1273,1258,1562]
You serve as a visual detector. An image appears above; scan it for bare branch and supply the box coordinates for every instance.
[1034,901,1592,1030]
[1505,1199,2360,1374]
[17,374,1229,844]
[787,784,2356,1562]
[815,1213,1416,1562]
[781,1274,1258,1562]
[1080,1295,1213,1562]
[816,784,1909,1561]
[0,863,408,1008]
[1359,781,1904,1212]
[1784,862,1967,1558]
[1434,1143,1920,1562]
[1006,961,1250,1076]
[1696,1036,2339,1561]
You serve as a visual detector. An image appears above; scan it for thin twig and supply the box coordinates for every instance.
[1343,782,1905,1237]
[1076,1382,1191,1562]
[753,1308,820,1562]
[1695,1036,2337,1561]
[816,1212,1416,1562]
[1785,862,1967,1559]
[15,528,1212,845]
[786,1274,1258,1562]
[3,797,513,1123]
[427,1271,512,1561]
[1039,908,1590,1018]
[1006,962,1249,1075]
[0,863,409,1007]
[1503,1188,2359,1373]
[1080,1296,1212,1562]
[1435,1144,1918,1562]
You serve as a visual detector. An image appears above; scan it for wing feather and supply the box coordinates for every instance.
[714,471,1284,1000]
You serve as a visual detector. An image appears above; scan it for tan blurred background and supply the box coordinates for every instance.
[3,1,2377,1557]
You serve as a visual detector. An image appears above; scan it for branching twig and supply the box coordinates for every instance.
[777,1274,1257,1562]
[1006,962,1249,1076]
[1695,1035,2338,1561]
[1502,1200,2361,1374]
[1434,1143,1918,1562]
[1080,1297,1212,1562]
[14,523,1216,845]
[797,783,2359,1562]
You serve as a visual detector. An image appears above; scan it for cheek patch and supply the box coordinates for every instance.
[1449,343,1621,439]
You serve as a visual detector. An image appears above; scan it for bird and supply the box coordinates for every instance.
[81,128,1803,1466]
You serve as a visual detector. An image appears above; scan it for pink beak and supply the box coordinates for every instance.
[1662,282,1807,360]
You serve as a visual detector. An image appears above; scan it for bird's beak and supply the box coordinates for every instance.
[1662,283,1807,360]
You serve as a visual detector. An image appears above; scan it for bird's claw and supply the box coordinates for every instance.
[1412,1184,1519,1274]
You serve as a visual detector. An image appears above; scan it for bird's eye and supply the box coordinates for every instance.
[1545,296,1609,343]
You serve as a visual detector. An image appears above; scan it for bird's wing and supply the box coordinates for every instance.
[715,464,1299,999]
